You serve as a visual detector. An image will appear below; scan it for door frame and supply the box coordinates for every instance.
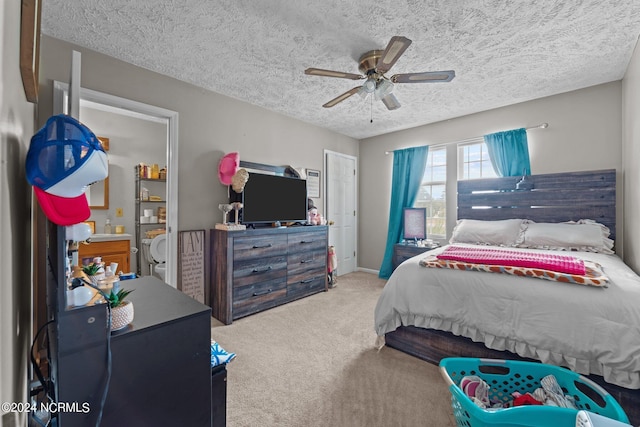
[53,81,180,288]
[324,149,358,274]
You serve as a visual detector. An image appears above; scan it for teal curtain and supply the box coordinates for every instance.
[378,145,429,279]
[483,128,531,177]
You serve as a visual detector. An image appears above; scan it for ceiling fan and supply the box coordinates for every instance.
[305,36,455,110]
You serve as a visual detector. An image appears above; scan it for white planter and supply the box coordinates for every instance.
[110,301,134,330]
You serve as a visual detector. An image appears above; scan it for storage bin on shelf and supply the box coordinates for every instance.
[145,228,166,239]
[439,358,629,427]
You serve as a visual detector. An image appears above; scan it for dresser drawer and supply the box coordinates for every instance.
[287,275,326,301]
[234,234,287,261]
[287,231,326,253]
[233,278,287,318]
[233,255,287,287]
[288,249,326,284]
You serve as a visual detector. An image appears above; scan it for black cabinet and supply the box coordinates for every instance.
[211,365,227,427]
[50,277,215,426]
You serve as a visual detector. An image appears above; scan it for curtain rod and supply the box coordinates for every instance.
[384,122,549,155]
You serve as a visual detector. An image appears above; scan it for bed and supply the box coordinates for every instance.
[374,169,640,425]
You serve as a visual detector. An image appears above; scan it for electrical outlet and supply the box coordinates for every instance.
[115,208,123,217]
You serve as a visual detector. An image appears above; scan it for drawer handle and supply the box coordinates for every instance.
[300,278,314,284]
[252,266,272,273]
[252,288,272,296]
[252,243,273,249]
[299,240,312,244]
[300,259,313,264]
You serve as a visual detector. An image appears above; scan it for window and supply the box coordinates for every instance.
[413,146,446,239]
[413,141,498,242]
[458,141,497,180]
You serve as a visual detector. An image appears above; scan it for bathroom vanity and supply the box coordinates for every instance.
[78,233,131,273]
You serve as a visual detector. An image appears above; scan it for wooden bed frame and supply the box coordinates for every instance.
[384,169,640,425]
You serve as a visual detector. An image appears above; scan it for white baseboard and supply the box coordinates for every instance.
[356,267,379,275]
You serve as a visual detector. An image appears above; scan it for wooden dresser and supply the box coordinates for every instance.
[210,226,328,324]
[78,235,131,273]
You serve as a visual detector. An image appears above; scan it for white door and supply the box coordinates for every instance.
[325,151,357,275]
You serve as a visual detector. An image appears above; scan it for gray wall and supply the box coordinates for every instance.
[0,1,36,425]
[623,39,640,273]
[38,35,360,235]
[358,82,623,271]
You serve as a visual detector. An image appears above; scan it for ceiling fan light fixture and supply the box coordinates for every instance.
[357,86,370,100]
[375,79,394,100]
[381,93,401,110]
[362,77,376,94]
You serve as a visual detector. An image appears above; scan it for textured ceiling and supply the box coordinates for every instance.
[41,1,640,140]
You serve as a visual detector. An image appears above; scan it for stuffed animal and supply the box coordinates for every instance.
[307,198,326,225]
[307,207,326,225]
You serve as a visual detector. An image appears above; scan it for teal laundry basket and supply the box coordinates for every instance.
[439,358,629,427]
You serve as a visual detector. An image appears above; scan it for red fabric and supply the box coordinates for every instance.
[513,393,543,406]
[34,187,90,226]
[437,245,586,275]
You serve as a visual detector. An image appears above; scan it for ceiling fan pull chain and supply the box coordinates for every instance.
[370,94,373,123]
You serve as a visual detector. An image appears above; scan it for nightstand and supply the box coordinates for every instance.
[392,243,439,272]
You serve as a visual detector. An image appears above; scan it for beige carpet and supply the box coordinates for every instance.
[211,271,457,427]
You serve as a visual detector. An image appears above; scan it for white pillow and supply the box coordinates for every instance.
[518,220,614,254]
[449,219,525,247]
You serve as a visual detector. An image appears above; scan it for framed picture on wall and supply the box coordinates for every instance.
[403,207,426,240]
[306,169,320,198]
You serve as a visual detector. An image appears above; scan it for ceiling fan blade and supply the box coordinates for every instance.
[305,68,364,80]
[322,87,361,108]
[381,93,401,110]
[391,70,455,84]
[376,36,412,74]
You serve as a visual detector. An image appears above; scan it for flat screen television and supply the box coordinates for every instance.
[241,173,308,224]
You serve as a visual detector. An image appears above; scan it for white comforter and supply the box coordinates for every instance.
[374,244,640,389]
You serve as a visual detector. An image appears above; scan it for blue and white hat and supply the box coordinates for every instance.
[26,114,108,226]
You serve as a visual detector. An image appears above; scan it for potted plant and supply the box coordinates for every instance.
[82,262,105,285]
[107,288,134,330]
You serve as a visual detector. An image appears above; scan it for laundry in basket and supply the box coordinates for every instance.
[439,358,630,427]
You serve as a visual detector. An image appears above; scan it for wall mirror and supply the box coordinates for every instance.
[87,136,109,209]
[54,80,179,287]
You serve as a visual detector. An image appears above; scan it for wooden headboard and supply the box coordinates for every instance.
[457,169,616,243]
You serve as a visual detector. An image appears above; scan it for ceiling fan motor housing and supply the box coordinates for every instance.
[358,50,384,78]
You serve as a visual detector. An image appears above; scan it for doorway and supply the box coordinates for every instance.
[324,150,357,276]
[53,82,180,287]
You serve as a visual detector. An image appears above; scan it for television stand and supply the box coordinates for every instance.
[209,226,328,324]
